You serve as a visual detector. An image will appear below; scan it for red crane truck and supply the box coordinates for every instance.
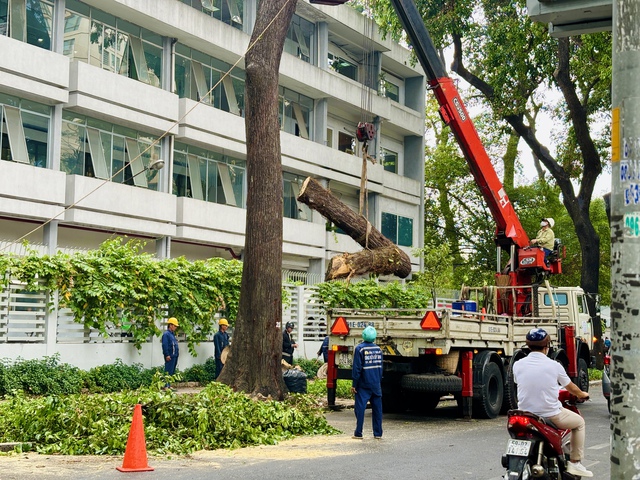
[312,0,596,418]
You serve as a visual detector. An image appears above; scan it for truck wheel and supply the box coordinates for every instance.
[400,374,463,393]
[502,349,526,413]
[473,362,503,419]
[577,358,589,393]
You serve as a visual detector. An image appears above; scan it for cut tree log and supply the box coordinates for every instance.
[297,177,412,280]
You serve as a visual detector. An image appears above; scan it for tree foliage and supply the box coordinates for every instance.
[0,239,242,354]
[370,0,610,329]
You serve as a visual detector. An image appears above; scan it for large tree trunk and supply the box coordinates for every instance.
[297,177,412,279]
[217,0,296,399]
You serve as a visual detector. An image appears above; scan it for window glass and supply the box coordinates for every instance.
[381,212,413,247]
[329,52,357,81]
[26,0,53,49]
[338,131,355,154]
[398,216,413,247]
[381,212,397,244]
[283,172,310,221]
[285,14,314,63]
[1,96,50,167]
[381,148,398,173]
[544,293,568,306]
[23,111,49,167]
[64,2,162,88]
[1,0,8,36]
[183,0,243,30]
[173,143,246,207]
[1,0,53,49]
[61,113,160,190]
[381,79,400,102]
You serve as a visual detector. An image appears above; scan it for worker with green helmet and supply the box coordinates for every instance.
[214,318,230,379]
[162,317,180,389]
[351,325,383,440]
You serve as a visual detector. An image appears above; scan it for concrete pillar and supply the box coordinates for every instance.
[314,98,328,146]
[610,0,640,477]
[316,22,328,69]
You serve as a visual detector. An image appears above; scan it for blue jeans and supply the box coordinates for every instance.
[354,386,383,438]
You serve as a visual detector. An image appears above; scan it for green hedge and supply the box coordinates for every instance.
[0,355,219,396]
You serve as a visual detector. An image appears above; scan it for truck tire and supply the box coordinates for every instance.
[473,361,503,419]
[503,349,527,413]
[400,374,463,393]
[577,358,589,393]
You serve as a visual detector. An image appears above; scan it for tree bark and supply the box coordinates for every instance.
[217,0,296,399]
[297,177,412,279]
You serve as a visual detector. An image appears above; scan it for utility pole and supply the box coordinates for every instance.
[611,0,640,477]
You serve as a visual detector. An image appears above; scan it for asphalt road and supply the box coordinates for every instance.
[0,385,611,480]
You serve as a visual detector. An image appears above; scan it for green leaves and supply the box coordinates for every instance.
[0,239,243,353]
[313,279,431,309]
[0,381,338,455]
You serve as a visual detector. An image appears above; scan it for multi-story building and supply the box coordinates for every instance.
[0,0,425,367]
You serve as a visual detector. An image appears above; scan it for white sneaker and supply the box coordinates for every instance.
[566,461,593,478]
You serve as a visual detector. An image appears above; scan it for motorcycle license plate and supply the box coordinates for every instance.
[506,439,532,456]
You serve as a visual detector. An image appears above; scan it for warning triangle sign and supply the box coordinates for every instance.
[330,316,350,335]
[420,311,441,330]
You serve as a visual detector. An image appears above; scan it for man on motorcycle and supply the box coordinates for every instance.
[513,328,592,478]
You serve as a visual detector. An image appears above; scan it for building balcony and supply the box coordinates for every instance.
[0,162,66,220]
[67,61,179,136]
[0,35,69,105]
[64,175,176,236]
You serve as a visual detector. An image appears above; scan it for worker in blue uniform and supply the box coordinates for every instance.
[351,326,383,439]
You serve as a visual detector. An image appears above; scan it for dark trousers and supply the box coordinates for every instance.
[164,356,178,386]
[354,386,383,438]
[215,358,224,379]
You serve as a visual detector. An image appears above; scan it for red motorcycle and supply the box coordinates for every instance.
[502,389,589,479]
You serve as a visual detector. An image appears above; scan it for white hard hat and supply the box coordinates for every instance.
[542,217,555,228]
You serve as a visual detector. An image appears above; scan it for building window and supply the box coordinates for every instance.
[328,52,358,81]
[278,87,313,139]
[64,0,163,88]
[175,44,245,116]
[60,112,161,190]
[0,94,49,167]
[380,71,403,103]
[338,131,355,155]
[173,142,245,207]
[284,14,314,64]
[179,0,243,30]
[283,172,311,221]
[0,0,53,49]
[381,148,398,173]
[381,212,413,247]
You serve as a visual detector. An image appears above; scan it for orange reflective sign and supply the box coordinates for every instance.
[420,311,441,330]
[330,316,350,335]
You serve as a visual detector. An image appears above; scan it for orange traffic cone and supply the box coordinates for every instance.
[116,404,154,472]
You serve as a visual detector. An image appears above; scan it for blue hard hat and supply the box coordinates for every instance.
[362,326,377,342]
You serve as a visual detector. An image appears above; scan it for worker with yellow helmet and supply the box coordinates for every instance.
[162,317,180,389]
[214,318,230,379]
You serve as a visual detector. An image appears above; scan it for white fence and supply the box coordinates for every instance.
[0,280,327,370]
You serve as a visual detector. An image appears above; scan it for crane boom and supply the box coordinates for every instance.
[311,0,562,282]
[389,0,529,249]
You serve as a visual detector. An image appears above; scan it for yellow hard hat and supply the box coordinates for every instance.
[167,317,179,326]
[219,318,229,326]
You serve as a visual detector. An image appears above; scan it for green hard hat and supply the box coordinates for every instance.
[362,326,377,342]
